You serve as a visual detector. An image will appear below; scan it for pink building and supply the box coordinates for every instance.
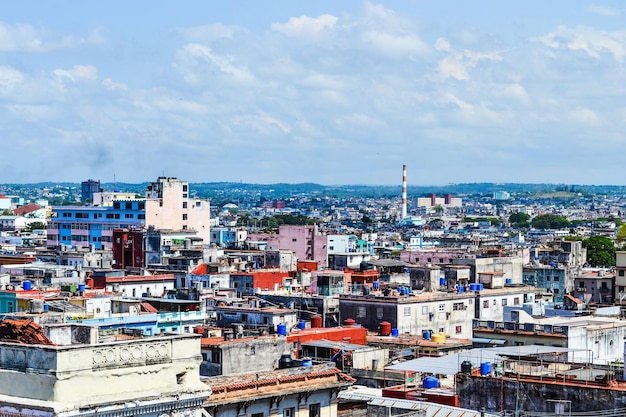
[400,248,475,264]
[247,225,328,267]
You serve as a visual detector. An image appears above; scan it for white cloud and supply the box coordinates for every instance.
[233,112,292,135]
[435,38,451,52]
[361,31,429,58]
[102,78,128,91]
[0,22,105,52]
[175,43,256,85]
[0,66,24,91]
[587,3,621,16]
[568,107,600,125]
[336,113,386,128]
[438,49,502,80]
[176,23,239,42]
[271,14,338,41]
[537,25,626,62]
[53,65,98,82]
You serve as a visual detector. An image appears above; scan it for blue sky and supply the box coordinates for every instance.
[1,1,625,185]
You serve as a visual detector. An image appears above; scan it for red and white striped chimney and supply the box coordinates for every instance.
[401,164,407,219]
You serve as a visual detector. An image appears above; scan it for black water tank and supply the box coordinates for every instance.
[461,360,473,374]
[278,354,293,369]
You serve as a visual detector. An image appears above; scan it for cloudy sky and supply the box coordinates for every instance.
[1,1,625,185]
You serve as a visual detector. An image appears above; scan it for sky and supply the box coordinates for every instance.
[1,1,625,186]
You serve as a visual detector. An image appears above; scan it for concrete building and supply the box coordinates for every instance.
[145,177,211,244]
[573,268,614,305]
[0,319,210,417]
[47,203,144,250]
[523,265,570,302]
[614,251,626,305]
[339,286,536,339]
[200,334,291,376]
[80,179,101,202]
[472,309,626,364]
[247,225,328,267]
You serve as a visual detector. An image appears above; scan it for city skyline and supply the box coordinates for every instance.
[1,1,625,186]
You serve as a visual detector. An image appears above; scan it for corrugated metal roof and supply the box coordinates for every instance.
[338,388,500,417]
[385,345,586,375]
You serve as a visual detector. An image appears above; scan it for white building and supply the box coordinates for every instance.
[0,320,210,417]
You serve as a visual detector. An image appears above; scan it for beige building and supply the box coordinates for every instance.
[0,319,210,417]
[145,177,211,244]
[205,363,354,417]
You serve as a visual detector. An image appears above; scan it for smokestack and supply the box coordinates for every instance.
[401,165,407,219]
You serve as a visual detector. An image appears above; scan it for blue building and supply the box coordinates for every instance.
[523,265,568,302]
[47,200,145,250]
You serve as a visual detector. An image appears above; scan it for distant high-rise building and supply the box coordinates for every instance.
[81,179,101,202]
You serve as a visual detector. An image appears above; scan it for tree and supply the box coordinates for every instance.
[531,214,570,229]
[583,236,615,267]
[616,224,626,248]
[509,212,530,227]
[24,221,47,232]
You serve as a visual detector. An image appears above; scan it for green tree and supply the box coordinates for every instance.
[583,236,616,267]
[509,212,531,227]
[531,214,570,229]
[24,221,47,232]
[616,224,626,248]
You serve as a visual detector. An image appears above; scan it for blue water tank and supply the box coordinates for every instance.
[457,285,465,293]
[22,281,32,291]
[298,321,306,330]
[43,304,49,312]
[480,362,492,375]
[423,376,439,388]
[439,277,446,286]
[469,283,478,291]
[373,281,380,290]
[301,359,313,367]
[277,323,287,336]
[78,283,86,292]
[505,278,512,284]
[477,284,484,291]
[422,330,431,340]
[391,328,399,337]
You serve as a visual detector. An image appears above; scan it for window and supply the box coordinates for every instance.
[357,306,366,318]
[182,202,187,209]
[211,350,221,363]
[125,213,133,218]
[493,299,497,305]
[284,407,296,417]
[376,307,383,319]
[113,202,120,209]
[404,307,411,316]
[453,302,464,311]
[182,214,188,220]
[514,297,520,305]
[138,202,145,210]
[502,299,508,306]
[439,304,445,311]
[483,300,489,308]
[309,404,320,417]
[620,270,625,277]
[183,184,188,192]
[125,202,133,209]
[422,306,428,314]
[292,238,297,242]
[455,325,462,334]
[138,214,145,219]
